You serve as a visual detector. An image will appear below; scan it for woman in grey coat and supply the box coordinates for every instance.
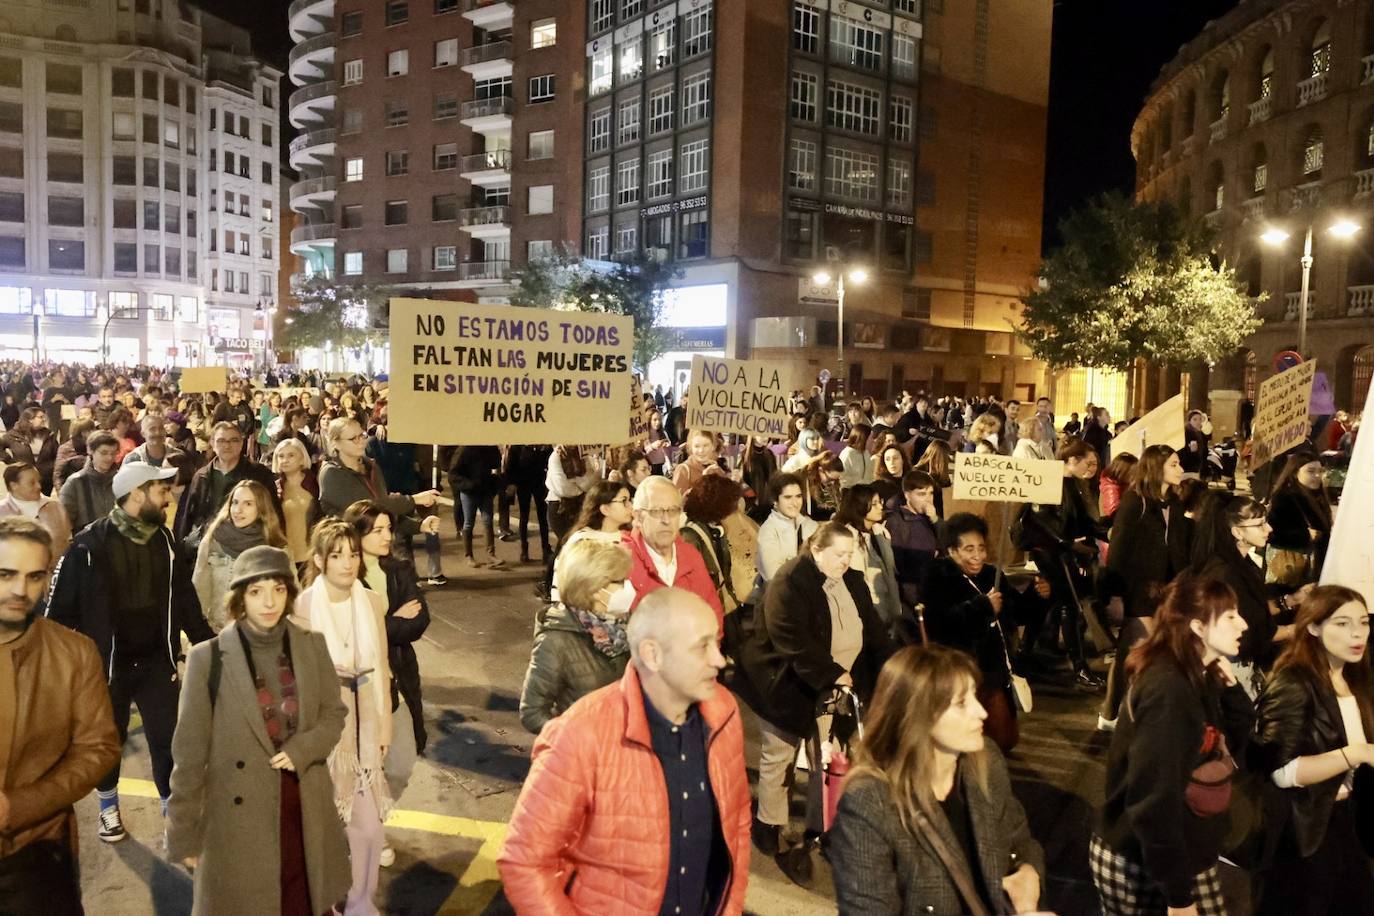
[518,538,633,733]
[167,546,350,916]
[830,645,1045,916]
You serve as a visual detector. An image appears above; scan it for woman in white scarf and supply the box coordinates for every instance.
[294,519,392,916]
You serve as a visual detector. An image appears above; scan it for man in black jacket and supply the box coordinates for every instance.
[44,461,213,844]
[173,421,282,545]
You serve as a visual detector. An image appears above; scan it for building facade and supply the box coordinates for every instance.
[1134,0,1374,413]
[0,0,278,367]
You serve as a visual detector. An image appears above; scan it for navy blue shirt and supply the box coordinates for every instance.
[642,687,726,916]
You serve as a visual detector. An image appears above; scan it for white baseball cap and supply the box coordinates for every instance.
[112,462,177,499]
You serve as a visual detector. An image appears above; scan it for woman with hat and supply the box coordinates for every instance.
[167,546,351,916]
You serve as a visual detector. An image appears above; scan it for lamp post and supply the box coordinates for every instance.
[1261,218,1360,358]
[101,306,140,363]
[811,266,867,399]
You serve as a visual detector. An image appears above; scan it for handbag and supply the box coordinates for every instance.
[995,618,1033,713]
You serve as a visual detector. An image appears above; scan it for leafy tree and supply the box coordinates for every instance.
[1019,193,1262,371]
[279,274,395,351]
[510,247,684,371]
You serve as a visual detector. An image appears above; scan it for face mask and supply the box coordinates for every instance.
[604,580,636,617]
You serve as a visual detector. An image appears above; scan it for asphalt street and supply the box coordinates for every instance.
[77,517,1132,916]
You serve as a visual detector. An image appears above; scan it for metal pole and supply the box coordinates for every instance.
[1298,224,1314,358]
[836,273,845,400]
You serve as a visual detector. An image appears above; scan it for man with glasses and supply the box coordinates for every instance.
[174,421,281,545]
[622,476,723,632]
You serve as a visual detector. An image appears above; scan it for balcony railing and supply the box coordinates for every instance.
[1241,197,1265,222]
[1248,97,1270,125]
[460,96,515,120]
[458,260,511,281]
[289,127,337,158]
[1349,285,1374,317]
[1356,168,1374,199]
[1364,55,1374,85]
[289,175,337,201]
[458,205,511,228]
[459,149,512,172]
[1208,116,1227,143]
[288,80,338,116]
[1288,181,1321,212]
[1284,291,1316,322]
[1180,135,1195,158]
[288,30,336,70]
[290,222,338,245]
[1297,71,1329,107]
[466,0,513,9]
[460,40,513,67]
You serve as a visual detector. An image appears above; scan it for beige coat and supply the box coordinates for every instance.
[0,494,72,564]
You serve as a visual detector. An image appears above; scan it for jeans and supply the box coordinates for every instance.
[99,657,181,798]
[458,492,496,556]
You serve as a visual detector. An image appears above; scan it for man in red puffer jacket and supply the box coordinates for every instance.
[499,588,751,915]
[621,476,724,634]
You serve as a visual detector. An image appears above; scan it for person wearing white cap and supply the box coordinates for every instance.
[45,459,214,844]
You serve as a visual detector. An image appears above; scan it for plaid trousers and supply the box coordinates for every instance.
[1090,834,1227,915]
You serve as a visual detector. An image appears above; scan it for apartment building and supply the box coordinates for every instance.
[0,0,278,366]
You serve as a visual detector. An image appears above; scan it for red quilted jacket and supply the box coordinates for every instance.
[621,529,725,635]
[498,665,752,915]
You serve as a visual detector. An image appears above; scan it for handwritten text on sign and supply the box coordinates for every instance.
[951,453,1064,505]
[388,298,634,445]
[687,355,797,440]
[1252,360,1317,466]
[627,376,651,445]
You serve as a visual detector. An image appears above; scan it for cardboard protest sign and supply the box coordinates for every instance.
[60,404,77,420]
[179,366,229,394]
[627,376,651,445]
[388,298,635,446]
[686,355,804,440]
[1322,376,1374,608]
[1252,360,1317,467]
[1112,393,1186,458]
[951,452,1063,505]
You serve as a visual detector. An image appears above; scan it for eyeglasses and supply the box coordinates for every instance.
[1235,520,1269,529]
[639,506,683,520]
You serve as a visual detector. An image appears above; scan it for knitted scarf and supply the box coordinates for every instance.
[109,506,159,544]
[212,519,265,558]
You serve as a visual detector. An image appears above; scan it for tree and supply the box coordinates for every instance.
[1019,193,1262,371]
[278,274,395,352]
[510,247,684,371]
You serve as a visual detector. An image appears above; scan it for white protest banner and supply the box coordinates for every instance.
[179,366,229,394]
[1322,377,1374,608]
[1252,360,1317,467]
[687,355,803,440]
[1112,393,1186,458]
[388,298,634,445]
[951,452,1064,505]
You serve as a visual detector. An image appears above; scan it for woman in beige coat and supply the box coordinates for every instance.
[167,546,350,916]
[0,462,71,562]
[294,520,392,916]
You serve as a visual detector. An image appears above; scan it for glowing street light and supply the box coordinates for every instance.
[812,266,868,398]
[1259,218,1361,357]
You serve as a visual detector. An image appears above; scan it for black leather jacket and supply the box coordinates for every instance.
[1253,665,1374,857]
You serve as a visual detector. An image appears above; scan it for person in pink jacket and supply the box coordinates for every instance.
[499,588,752,915]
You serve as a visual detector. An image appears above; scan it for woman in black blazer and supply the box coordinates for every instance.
[1252,585,1374,915]
[1265,450,1332,587]
[1100,444,1190,727]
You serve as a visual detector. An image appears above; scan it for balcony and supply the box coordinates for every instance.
[288,127,337,169]
[1356,168,1374,199]
[460,40,513,80]
[458,205,512,238]
[1208,116,1227,144]
[288,0,335,42]
[290,222,338,255]
[464,0,513,30]
[455,260,512,285]
[288,175,337,212]
[1297,71,1328,107]
[1241,197,1266,222]
[1248,97,1270,125]
[459,148,512,186]
[1288,181,1321,212]
[460,96,514,135]
[1284,291,1316,322]
[288,80,337,129]
[1350,285,1374,317]
[1365,55,1374,85]
[288,30,336,85]
[1180,135,1195,158]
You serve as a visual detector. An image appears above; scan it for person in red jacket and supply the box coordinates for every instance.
[499,587,752,915]
[622,476,725,633]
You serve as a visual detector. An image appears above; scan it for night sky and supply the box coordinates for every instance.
[201,0,1245,253]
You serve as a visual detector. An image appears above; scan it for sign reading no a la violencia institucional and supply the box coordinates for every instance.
[687,355,809,440]
[388,298,634,446]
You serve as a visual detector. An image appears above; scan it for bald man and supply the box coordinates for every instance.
[622,476,724,631]
[500,589,752,915]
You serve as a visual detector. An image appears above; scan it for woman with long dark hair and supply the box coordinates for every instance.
[1099,453,1138,524]
[1252,586,1374,915]
[830,645,1045,915]
[1092,574,1252,916]
[832,483,902,636]
[873,444,911,508]
[548,479,634,599]
[1266,449,1332,587]
[1100,444,1190,728]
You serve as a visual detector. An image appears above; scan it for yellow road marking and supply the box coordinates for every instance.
[118,778,507,911]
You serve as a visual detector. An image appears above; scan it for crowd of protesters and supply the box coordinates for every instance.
[0,358,1368,916]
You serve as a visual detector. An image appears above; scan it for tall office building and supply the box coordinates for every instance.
[0,0,279,366]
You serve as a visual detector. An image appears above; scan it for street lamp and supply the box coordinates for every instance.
[101,305,141,363]
[1260,218,1361,357]
[812,266,867,399]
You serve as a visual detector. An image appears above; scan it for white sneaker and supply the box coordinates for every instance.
[98,806,127,843]
[1097,715,1117,732]
[379,845,395,868]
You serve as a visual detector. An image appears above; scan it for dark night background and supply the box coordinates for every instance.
[202,0,1247,253]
